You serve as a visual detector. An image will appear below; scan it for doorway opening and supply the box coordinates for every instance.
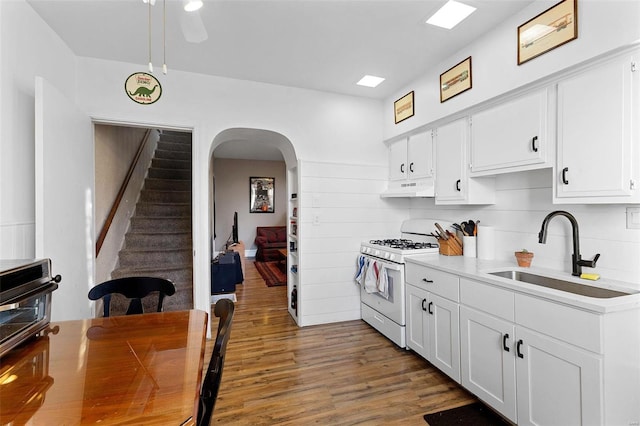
[209,128,299,323]
[94,124,194,313]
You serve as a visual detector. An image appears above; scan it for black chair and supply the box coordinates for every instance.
[197,298,235,426]
[87,276,176,317]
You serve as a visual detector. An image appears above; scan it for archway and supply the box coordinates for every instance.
[208,128,298,317]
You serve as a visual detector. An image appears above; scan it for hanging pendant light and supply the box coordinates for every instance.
[148,0,153,72]
[162,0,167,74]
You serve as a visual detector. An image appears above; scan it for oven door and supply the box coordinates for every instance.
[359,255,405,326]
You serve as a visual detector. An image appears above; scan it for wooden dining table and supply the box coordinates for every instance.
[0,309,208,425]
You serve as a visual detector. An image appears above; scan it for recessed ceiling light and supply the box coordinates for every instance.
[357,75,385,88]
[184,0,203,12]
[426,0,477,29]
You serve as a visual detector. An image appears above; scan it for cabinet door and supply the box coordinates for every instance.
[460,306,516,423]
[435,118,468,202]
[405,284,429,359]
[407,131,433,179]
[515,327,602,426]
[471,89,548,174]
[389,139,407,181]
[429,293,460,383]
[556,55,636,201]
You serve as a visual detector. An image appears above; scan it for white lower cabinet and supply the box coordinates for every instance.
[405,265,460,383]
[460,306,517,422]
[459,278,604,425]
[515,326,602,426]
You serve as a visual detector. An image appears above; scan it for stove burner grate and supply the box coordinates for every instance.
[369,239,438,250]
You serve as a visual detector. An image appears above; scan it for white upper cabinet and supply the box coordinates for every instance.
[389,131,433,181]
[555,52,640,203]
[470,88,552,175]
[435,118,467,202]
[389,138,408,181]
[407,132,434,179]
[435,117,495,204]
[383,130,435,197]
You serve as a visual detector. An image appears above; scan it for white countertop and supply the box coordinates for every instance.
[404,254,640,314]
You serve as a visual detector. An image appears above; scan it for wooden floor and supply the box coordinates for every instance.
[206,259,475,425]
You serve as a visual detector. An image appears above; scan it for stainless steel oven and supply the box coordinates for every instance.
[0,259,61,358]
[357,220,439,348]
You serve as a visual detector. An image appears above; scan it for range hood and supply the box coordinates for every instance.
[380,179,435,198]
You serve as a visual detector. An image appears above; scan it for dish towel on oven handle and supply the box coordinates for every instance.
[356,256,390,299]
[377,264,389,299]
[364,259,378,293]
[355,255,367,286]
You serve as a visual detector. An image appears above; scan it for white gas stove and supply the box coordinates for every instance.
[357,219,441,348]
[360,219,441,263]
[360,239,439,263]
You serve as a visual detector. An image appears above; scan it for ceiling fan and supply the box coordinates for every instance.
[144,0,208,44]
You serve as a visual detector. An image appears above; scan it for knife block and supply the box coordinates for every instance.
[438,238,462,256]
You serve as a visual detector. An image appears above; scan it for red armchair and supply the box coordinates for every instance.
[254,226,287,262]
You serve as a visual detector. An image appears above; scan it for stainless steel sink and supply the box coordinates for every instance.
[488,270,633,299]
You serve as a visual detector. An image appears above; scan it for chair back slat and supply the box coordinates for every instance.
[88,276,176,317]
[197,299,235,426]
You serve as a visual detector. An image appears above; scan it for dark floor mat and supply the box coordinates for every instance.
[424,402,511,425]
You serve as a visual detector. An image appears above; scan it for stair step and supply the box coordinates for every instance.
[125,232,192,249]
[154,149,190,161]
[130,216,191,232]
[140,189,191,203]
[107,266,194,314]
[148,167,191,180]
[118,248,192,268]
[112,129,194,313]
[151,158,191,170]
[136,203,191,217]
[157,141,191,153]
[144,178,191,191]
[111,266,193,283]
[159,131,191,143]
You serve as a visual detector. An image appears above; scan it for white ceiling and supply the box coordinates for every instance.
[27,0,539,160]
[27,0,538,101]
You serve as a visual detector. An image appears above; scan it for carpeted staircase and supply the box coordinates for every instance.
[110,130,193,314]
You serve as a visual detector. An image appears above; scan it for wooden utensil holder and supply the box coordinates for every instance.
[438,238,462,256]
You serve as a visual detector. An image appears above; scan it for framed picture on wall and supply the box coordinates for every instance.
[440,57,472,102]
[517,0,578,65]
[249,177,275,213]
[394,91,414,124]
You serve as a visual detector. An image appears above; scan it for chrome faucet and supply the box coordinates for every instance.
[538,210,600,277]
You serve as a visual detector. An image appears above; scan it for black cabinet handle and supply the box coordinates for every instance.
[422,278,433,283]
[456,179,461,191]
[531,136,538,152]
[562,167,569,185]
[428,301,434,315]
[503,334,510,352]
[400,163,405,173]
[409,162,414,173]
[516,339,524,358]
[421,299,427,311]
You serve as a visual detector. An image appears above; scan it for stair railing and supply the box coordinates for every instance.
[96,129,152,256]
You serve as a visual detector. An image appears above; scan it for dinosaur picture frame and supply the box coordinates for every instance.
[125,72,162,105]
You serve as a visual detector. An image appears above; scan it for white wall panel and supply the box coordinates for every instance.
[0,222,34,259]
[297,160,409,326]
[410,170,640,288]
